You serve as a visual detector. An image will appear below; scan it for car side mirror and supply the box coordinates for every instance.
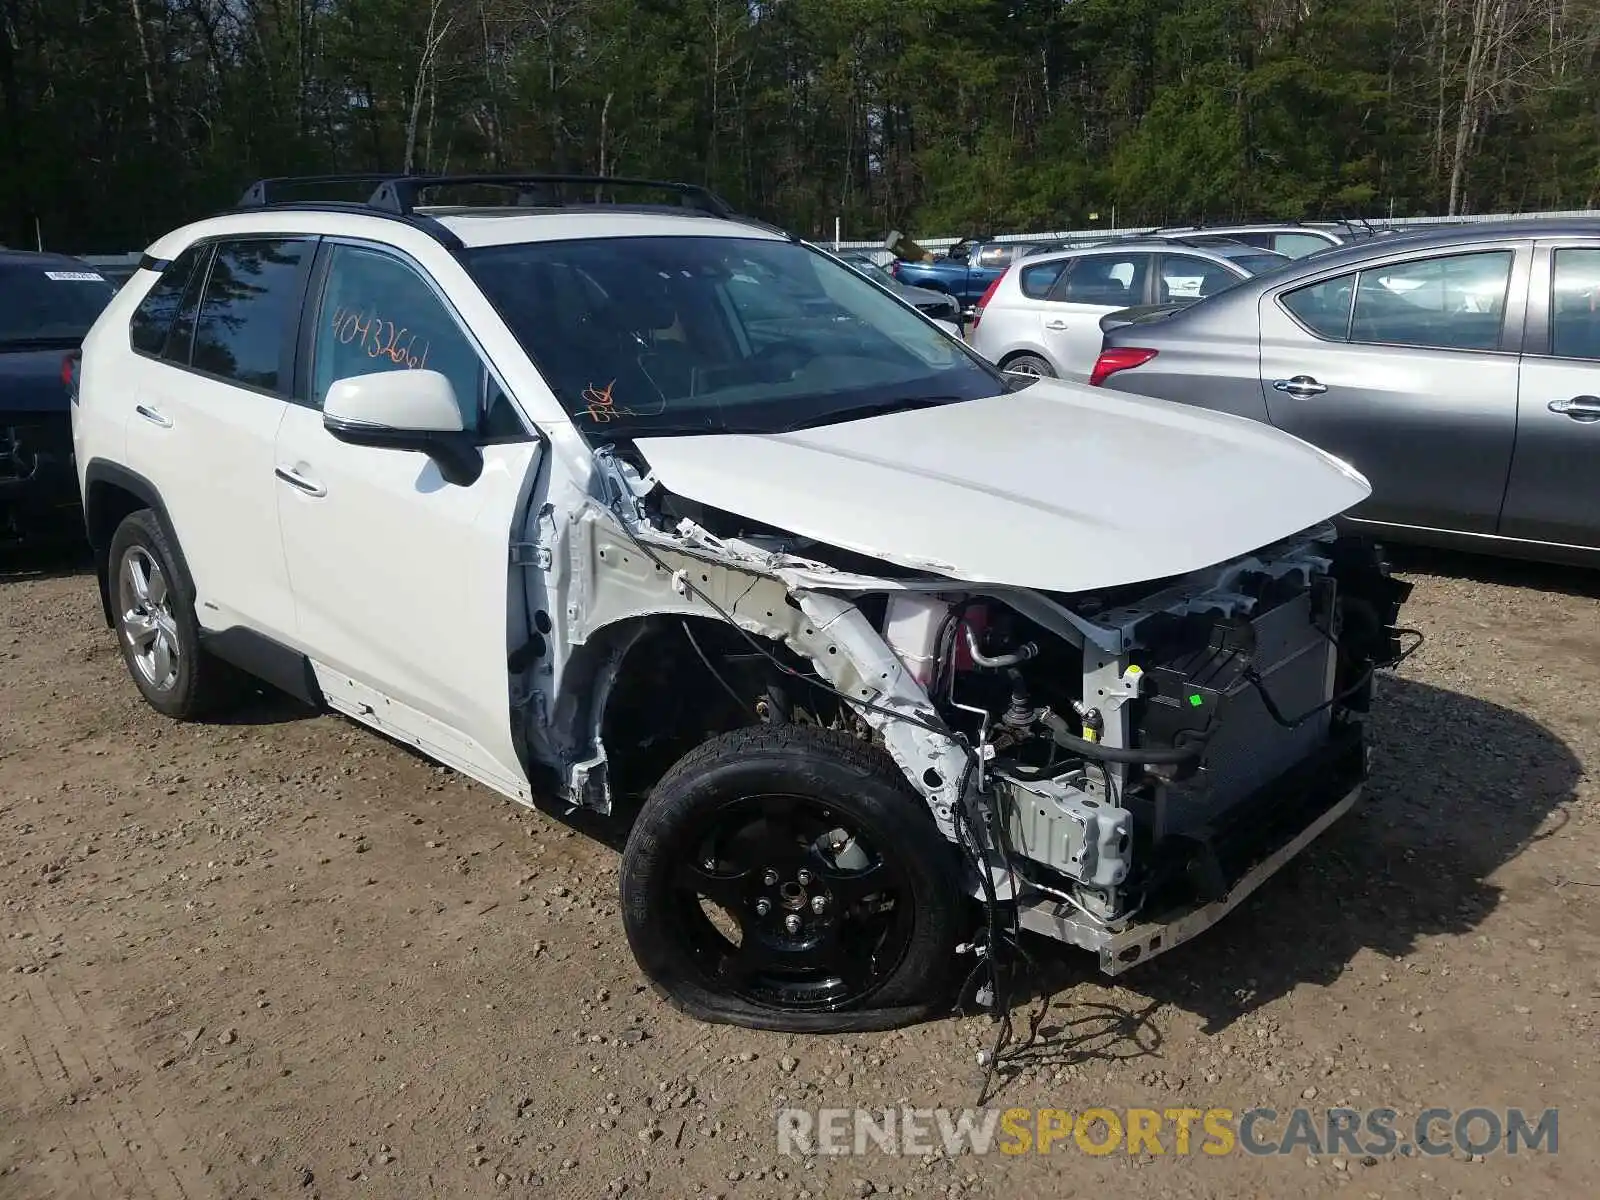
[322,370,483,487]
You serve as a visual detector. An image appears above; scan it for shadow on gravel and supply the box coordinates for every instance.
[0,542,93,584]
[983,673,1581,1081]
[209,690,324,728]
[1387,543,1600,600]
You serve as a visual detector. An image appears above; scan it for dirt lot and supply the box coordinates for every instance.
[1,547,1597,1200]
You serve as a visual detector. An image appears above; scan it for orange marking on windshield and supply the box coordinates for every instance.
[581,379,637,423]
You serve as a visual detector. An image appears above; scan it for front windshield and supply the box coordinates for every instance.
[0,263,115,346]
[467,236,1004,437]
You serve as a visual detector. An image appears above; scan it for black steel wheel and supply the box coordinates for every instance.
[621,725,961,1031]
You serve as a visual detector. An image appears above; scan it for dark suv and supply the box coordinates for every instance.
[0,250,115,546]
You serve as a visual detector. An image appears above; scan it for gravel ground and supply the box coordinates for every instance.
[1,546,1596,1200]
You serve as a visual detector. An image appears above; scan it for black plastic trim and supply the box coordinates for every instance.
[199,627,324,708]
[81,460,190,628]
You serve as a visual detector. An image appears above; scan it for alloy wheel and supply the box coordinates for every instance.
[118,546,181,691]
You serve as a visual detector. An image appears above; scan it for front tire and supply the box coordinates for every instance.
[108,509,241,719]
[620,726,961,1031]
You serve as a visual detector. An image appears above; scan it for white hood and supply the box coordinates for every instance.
[633,379,1371,593]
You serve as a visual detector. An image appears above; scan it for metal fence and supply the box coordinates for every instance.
[829,207,1600,263]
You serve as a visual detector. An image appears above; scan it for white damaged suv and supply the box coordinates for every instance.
[72,174,1413,1030]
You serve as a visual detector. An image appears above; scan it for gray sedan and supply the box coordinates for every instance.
[1094,218,1600,567]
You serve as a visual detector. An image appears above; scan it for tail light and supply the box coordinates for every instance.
[62,350,82,403]
[971,268,1009,330]
[1089,347,1157,387]
[887,260,901,279]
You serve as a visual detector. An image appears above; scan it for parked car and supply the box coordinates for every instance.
[73,172,1411,1030]
[1017,237,1120,258]
[835,252,964,335]
[968,239,1290,379]
[2,249,116,546]
[1094,218,1600,567]
[1142,223,1349,259]
[888,240,1040,313]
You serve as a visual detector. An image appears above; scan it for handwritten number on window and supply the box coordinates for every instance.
[581,379,637,423]
[330,305,431,370]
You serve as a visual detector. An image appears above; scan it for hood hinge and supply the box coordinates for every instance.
[510,542,551,569]
[511,506,560,570]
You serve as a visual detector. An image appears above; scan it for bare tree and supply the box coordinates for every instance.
[404,0,455,173]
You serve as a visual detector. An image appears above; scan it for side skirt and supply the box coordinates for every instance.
[201,626,324,708]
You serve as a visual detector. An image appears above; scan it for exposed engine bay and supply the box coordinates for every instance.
[547,450,1414,980]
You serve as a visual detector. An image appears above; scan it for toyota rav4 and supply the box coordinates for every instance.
[72,174,1413,1031]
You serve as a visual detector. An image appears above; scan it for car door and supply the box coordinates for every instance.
[1039,252,1153,378]
[1498,241,1600,549]
[122,237,310,639]
[274,239,542,799]
[1259,244,1528,534]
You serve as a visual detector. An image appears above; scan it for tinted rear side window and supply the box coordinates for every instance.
[1350,250,1511,351]
[1156,254,1240,302]
[1056,255,1148,306]
[0,262,115,346]
[1551,247,1600,360]
[129,247,205,355]
[191,239,314,392]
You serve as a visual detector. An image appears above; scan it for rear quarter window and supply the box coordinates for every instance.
[1018,261,1068,299]
[1281,273,1356,339]
[129,246,206,357]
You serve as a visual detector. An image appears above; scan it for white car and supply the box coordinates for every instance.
[968,239,1289,380]
[72,174,1412,1030]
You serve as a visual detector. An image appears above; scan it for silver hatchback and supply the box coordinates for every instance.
[1095,218,1600,566]
[969,239,1288,380]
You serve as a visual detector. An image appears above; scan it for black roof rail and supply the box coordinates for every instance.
[238,174,419,208]
[219,197,467,253]
[227,171,782,252]
[365,173,739,219]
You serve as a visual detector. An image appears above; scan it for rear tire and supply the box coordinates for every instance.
[108,509,243,719]
[1003,352,1056,378]
[620,725,961,1031]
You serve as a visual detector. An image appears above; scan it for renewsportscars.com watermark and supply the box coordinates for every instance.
[776,1106,1559,1159]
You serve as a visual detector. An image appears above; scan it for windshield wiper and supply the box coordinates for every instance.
[779,395,968,433]
[600,417,773,439]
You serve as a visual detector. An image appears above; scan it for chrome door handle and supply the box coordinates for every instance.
[274,466,327,498]
[1549,395,1600,422]
[134,404,172,428]
[1044,319,1069,330]
[1273,375,1328,398]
